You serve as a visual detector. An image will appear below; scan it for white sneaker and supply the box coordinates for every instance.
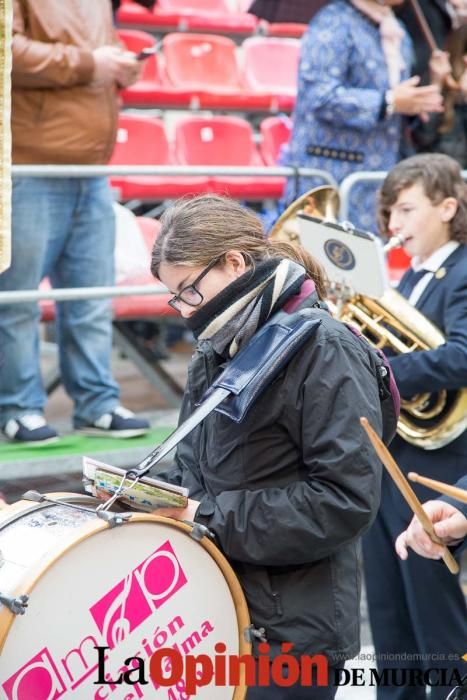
[76,406,150,439]
[3,415,58,445]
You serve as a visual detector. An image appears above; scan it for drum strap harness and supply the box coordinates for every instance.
[127,308,321,482]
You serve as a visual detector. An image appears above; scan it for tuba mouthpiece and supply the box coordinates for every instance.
[383,234,405,253]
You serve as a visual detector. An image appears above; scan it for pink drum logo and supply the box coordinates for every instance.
[90,540,187,648]
[2,648,66,700]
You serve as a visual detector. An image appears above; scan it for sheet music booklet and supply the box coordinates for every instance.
[82,456,188,512]
[297,214,390,298]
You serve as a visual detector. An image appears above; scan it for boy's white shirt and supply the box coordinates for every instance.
[409,241,460,305]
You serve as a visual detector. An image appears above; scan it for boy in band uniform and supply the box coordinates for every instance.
[363,153,467,700]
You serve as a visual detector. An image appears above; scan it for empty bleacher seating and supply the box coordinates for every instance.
[241,37,299,111]
[174,115,284,198]
[116,29,300,112]
[259,115,292,166]
[162,32,272,111]
[163,32,239,92]
[117,0,258,36]
[109,114,210,200]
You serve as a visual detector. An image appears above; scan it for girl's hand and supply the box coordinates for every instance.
[154,498,200,522]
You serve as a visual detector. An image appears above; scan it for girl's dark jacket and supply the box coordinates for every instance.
[158,303,384,662]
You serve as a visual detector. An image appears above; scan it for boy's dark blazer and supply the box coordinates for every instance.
[389,243,467,501]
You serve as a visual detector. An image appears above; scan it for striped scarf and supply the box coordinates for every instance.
[186,258,306,358]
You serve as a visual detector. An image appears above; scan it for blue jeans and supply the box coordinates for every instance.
[0,177,120,428]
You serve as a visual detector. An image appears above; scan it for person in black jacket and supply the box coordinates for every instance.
[409,25,467,168]
[395,0,454,82]
[362,153,467,700]
[149,194,388,699]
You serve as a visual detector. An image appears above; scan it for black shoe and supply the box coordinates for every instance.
[2,415,59,445]
[76,406,150,438]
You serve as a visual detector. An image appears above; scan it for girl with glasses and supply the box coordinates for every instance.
[150,194,387,699]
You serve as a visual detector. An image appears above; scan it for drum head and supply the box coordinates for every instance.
[0,495,250,699]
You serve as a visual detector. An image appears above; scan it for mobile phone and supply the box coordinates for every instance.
[135,46,158,61]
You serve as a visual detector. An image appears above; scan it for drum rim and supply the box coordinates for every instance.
[0,492,251,699]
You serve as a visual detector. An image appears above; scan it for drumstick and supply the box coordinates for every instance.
[407,0,460,91]
[360,417,460,575]
[408,0,437,52]
[408,473,467,504]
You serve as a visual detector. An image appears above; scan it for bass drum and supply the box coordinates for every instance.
[0,493,250,700]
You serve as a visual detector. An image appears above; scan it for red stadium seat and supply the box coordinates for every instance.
[259,116,292,166]
[266,23,308,38]
[157,0,230,11]
[258,116,291,199]
[162,33,272,111]
[116,29,195,107]
[163,33,239,91]
[242,37,299,112]
[175,116,284,199]
[109,114,210,200]
[117,0,258,36]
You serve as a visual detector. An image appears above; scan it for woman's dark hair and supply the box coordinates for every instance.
[378,153,467,243]
[151,194,328,299]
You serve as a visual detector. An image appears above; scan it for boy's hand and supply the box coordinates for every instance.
[395,500,467,560]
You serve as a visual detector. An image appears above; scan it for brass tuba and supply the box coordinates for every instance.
[269,186,467,450]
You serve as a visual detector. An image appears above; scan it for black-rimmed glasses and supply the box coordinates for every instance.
[167,255,223,312]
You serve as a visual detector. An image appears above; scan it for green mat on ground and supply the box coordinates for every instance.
[0,426,174,463]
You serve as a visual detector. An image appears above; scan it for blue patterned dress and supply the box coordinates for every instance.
[282,0,413,233]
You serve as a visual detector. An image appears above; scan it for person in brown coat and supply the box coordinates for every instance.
[0,0,150,444]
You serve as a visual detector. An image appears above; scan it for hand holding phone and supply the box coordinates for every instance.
[135,46,158,61]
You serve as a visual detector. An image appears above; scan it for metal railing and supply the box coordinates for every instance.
[1,163,335,304]
[0,285,170,305]
[339,169,467,222]
[3,164,467,306]
[12,164,337,181]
